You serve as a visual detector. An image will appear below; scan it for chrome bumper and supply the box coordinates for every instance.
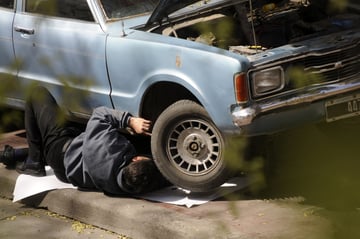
[232,78,360,127]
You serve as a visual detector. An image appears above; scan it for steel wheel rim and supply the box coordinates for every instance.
[166,119,222,176]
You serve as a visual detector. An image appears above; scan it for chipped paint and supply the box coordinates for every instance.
[175,55,182,68]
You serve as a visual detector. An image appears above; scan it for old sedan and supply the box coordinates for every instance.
[0,0,359,191]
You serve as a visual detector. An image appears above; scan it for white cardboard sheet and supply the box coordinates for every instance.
[140,177,248,208]
[13,167,247,207]
[13,166,76,202]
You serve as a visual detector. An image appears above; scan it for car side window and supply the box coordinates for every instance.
[0,0,14,8]
[26,0,94,22]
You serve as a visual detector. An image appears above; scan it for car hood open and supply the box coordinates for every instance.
[147,0,247,26]
[147,0,198,26]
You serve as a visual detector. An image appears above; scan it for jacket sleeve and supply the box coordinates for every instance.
[90,106,133,130]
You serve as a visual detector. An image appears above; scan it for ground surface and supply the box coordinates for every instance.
[0,112,359,239]
[0,197,128,239]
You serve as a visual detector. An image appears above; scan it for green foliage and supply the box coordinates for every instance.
[0,63,93,129]
[328,0,349,13]
[224,136,247,173]
[223,121,360,238]
[26,0,58,16]
[288,66,325,88]
[194,16,236,49]
[57,75,93,125]
[0,108,24,134]
[0,59,23,103]
[224,135,267,194]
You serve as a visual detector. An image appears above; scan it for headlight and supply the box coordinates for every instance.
[251,67,284,97]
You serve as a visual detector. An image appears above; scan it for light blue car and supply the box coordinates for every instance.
[1,0,359,191]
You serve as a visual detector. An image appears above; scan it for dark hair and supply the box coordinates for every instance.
[122,159,165,194]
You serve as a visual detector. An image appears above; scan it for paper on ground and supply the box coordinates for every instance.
[13,166,248,207]
[140,177,248,208]
[13,166,76,202]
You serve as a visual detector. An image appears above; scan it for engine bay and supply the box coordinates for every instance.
[150,0,360,55]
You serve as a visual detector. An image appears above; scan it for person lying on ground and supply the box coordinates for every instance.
[0,86,168,195]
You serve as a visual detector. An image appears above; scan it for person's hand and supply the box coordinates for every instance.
[128,117,152,135]
[132,155,151,162]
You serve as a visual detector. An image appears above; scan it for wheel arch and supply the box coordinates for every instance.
[140,81,201,122]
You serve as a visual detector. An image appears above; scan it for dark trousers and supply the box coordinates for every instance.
[25,86,75,182]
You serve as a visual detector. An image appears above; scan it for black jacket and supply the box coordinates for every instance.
[64,106,137,195]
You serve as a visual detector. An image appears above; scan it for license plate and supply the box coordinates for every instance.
[325,93,360,122]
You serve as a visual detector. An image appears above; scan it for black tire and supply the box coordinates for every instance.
[151,100,229,192]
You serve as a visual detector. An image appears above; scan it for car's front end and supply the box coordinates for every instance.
[143,0,360,136]
[232,28,360,135]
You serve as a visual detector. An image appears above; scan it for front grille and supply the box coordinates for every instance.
[302,44,360,82]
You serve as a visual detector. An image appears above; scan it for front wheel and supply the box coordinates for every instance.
[151,100,229,192]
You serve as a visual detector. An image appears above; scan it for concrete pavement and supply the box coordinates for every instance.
[0,168,335,239]
[0,197,128,239]
[0,129,338,239]
[1,162,335,239]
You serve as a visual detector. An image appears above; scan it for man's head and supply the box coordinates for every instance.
[119,157,165,194]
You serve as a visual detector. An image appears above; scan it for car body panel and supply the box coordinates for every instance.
[106,29,249,130]
[0,5,16,83]
[11,1,112,114]
[105,15,151,36]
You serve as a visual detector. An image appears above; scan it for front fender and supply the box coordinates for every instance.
[106,30,249,132]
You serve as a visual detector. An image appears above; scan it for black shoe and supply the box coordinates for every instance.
[1,145,29,168]
[0,145,16,167]
[16,161,46,177]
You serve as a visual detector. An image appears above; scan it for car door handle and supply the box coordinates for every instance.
[14,26,35,35]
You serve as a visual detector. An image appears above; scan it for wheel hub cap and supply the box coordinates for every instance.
[166,119,222,176]
[184,134,206,158]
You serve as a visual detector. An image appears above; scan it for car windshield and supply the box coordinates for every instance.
[99,0,159,20]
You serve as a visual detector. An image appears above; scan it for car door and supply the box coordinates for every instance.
[12,0,112,117]
[0,0,17,99]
